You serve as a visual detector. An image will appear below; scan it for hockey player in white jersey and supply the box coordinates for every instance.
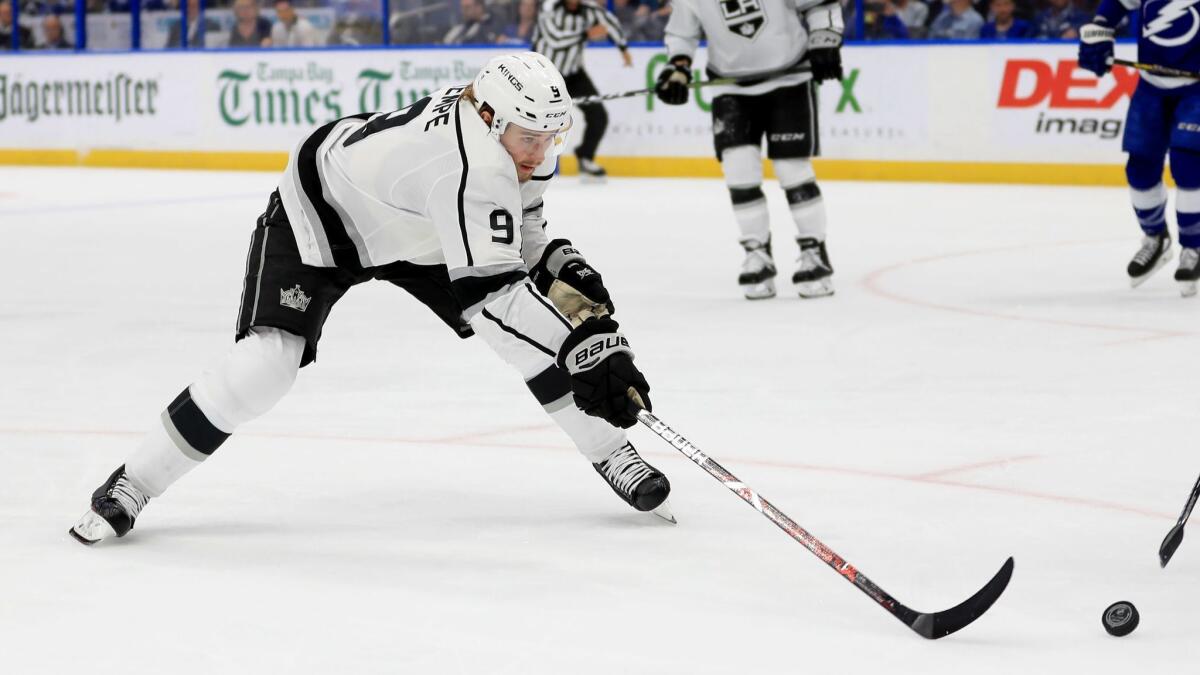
[70,52,670,545]
[657,0,843,299]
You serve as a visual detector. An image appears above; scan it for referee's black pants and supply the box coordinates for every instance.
[564,70,607,161]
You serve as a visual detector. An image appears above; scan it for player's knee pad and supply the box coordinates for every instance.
[190,327,304,431]
[773,158,817,189]
[729,185,765,206]
[1126,154,1164,190]
[783,181,822,208]
[721,145,763,189]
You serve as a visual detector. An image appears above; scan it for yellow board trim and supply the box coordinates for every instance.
[0,148,1137,186]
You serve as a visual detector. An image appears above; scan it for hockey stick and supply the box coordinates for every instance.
[1159,472,1200,568]
[573,64,813,106]
[1110,58,1200,80]
[635,407,1014,639]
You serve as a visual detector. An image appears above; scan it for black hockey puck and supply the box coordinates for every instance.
[1102,601,1139,637]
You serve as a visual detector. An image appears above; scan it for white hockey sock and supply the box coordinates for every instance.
[774,158,827,241]
[548,403,627,463]
[722,145,771,245]
[126,327,304,497]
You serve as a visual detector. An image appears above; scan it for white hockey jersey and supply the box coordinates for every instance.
[277,85,575,364]
[664,0,835,96]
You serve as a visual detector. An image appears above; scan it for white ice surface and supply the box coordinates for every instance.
[1,167,1198,673]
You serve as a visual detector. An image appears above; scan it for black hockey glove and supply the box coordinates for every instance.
[655,57,692,106]
[1078,18,1115,77]
[807,29,844,83]
[531,239,615,325]
[557,317,651,429]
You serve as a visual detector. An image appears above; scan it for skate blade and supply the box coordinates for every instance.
[1130,248,1174,288]
[69,509,116,546]
[651,500,677,524]
[578,173,607,185]
[1180,279,1198,297]
[742,279,776,300]
[796,277,834,298]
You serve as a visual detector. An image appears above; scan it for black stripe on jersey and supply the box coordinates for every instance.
[530,173,554,181]
[451,270,529,309]
[525,365,572,405]
[165,388,230,456]
[481,308,556,357]
[297,113,372,271]
[523,284,573,330]
[453,102,474,267]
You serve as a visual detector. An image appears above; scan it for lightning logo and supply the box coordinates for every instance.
[1144,0,1200,47]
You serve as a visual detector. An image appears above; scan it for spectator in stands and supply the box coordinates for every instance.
[841,0,858,39]
[929,0,983,38]
[167,0,221,48]
[443,0,499,44]
[894,0,929,38]
[497,0,536,43]
[1033,0,1087,38]
[271,0,319,46]
[863,0,912,39]
[390,0,451,44]
[0,0,34,49]
[229,0,273,47]
[632,0,670,41]
[108,0,167,11]
[980,0,1032,38]
[19,0,71,15]
[327,12,382,44]
[37,13,70,48]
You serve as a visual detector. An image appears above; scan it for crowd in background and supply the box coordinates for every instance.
[0,0,673,49]
[847,0,1128,40]
[1,0,1124,51]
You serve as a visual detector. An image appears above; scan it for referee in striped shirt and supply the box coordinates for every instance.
[533,0,631,181]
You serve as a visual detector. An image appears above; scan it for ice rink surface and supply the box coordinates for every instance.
[2,166,1198,673]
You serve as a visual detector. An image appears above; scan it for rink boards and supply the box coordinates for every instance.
[0,43,1140,184]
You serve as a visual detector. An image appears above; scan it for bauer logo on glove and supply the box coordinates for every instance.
[556,317,651,428]
[570,334,632,369]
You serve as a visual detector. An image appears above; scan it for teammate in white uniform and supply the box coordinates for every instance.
[70,53,670,546]
[657,0,844,299]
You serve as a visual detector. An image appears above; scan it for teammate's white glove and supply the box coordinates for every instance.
[1078,18,1115,77]
[531,239,614,326]
[805,2,845,83]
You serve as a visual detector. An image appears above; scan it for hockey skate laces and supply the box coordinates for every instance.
[1133,236,1163,265]
[601,444,654,495]
[110,475,149,518]
[1181,248,1199,268]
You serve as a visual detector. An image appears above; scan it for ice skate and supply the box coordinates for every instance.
[577,157,608,184]
[792,237,834,298]
[69,465,150,545]
[1128,232,1173,288]
[1176,246,1199,297]
[739,240,777,300]
[593,442,672,518]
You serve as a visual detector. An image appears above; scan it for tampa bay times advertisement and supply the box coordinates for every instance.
[0,44,1134,165]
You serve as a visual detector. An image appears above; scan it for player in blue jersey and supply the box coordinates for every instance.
[1079,2,1200,296]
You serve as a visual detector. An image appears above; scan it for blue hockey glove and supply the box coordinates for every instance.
[1079,18,1115,77]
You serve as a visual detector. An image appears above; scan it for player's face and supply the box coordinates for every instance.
[499,124,556,182]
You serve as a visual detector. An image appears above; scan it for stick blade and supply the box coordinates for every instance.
[1160,524,1185,568]
[907,557,1015,640]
